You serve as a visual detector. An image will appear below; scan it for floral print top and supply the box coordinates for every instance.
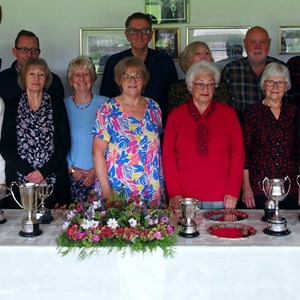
[243,102,299,196]
[92,98,165,207]
[16,92,56,184]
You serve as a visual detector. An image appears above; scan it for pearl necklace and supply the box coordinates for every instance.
[72,94,93,110]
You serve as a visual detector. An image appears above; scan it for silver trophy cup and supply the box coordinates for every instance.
[262,176,291,236]
[10,182,42,237]
[259,180,276,222]
[178,198,200,238]
[36,183,54,224]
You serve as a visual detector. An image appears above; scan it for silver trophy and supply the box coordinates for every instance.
[262,176,291,236]
[258,180,276,222]
[0,186,11,224]
[10,182,42,237]
[178,198,200,238]
[36,183,54,224]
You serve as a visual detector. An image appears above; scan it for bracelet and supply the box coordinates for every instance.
[69,167,75,175]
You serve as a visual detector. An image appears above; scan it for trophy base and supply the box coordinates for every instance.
[263,228,291,236]
[19,223,42,237]
[178,231,200,238]
[36,210,53,224]
[261,208,276,222]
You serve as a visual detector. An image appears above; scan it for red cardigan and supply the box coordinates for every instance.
[162,101,244,202]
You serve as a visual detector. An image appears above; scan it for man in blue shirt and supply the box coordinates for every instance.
[0,30,64,102]
[100,12,178,126]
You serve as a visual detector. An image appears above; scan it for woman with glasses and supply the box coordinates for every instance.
[163,61,244,210]
[92,57,165,207]
[242,62,299,209]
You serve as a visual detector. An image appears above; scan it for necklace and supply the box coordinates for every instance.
[123,102,138,111]
[72,94,93,110]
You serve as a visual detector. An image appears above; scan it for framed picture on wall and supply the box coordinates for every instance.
[153,28,180,60]
[186,26,250,62]
[145,0,189,24]
[80,27,131,74]
[279,26,300,54]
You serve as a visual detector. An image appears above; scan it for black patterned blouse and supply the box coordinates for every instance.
[243,102,299,196]
[16,93,56,184]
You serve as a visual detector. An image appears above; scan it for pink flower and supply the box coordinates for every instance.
[92,233,101,242]
[76,231,87,241]
[154,231,162,240]
[166,225,174,234]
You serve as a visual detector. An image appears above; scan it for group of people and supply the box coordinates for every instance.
[0,12,299,212]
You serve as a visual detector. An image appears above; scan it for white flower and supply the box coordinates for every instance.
[92,200,101,209]
[107,218,119,229]
[90,220,99,229]
[62,221,70,229]
[66,210,75,220]
[81,218,91,230]
[86,207,95,219]
[128,218,137,227]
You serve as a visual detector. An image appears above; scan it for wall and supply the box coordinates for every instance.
[0,0,299,95]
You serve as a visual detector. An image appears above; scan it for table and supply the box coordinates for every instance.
[1,209,300,300]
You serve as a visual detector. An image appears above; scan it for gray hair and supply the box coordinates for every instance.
[185,61,220,92]
[260,62,291,92]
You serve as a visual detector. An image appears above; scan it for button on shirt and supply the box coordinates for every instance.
[243,102,299,196]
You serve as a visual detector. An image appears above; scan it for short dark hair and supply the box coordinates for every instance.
[125,12,152,29]
[15,30,39,48]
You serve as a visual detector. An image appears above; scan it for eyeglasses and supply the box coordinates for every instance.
[122,74,143,82]
[126,28,151,36]
[192,82,217,90]
[16,47,41,55]
[265,80,286,88]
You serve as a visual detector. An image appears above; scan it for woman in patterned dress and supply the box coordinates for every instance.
[242,62,299,209]
[92,57,164,207]
[0,58,70,208]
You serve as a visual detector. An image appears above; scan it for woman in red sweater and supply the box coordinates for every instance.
[163,61,244,210]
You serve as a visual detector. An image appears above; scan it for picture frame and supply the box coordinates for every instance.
[279,26,300,54]
[80,27,131,74]
[186,26,250,63]
[153,27,180,60]
[145,0,189,24]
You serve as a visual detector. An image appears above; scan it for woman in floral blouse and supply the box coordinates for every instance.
[92,57,164,207]
[242,62,299,209]
[0,58,71,209]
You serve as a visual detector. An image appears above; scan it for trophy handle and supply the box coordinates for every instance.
[284,176,291,198]
[261,177,270,199]
[297,175,300,187]
[10,182,23,208]
[48,184,54,198]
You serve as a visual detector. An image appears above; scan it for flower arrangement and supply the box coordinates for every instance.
[57,191,177,259]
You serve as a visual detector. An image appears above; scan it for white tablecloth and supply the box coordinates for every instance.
[1,209,300,300]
